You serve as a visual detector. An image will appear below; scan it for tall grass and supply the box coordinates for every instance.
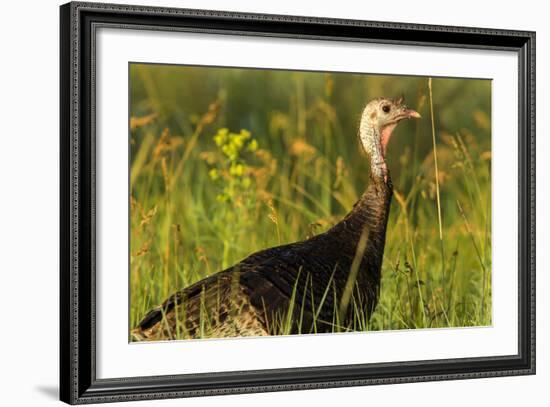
[129,64,492,337]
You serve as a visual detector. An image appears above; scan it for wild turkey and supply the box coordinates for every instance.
[132,97,420,341]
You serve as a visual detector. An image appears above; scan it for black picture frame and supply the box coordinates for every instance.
[60,1,536,404]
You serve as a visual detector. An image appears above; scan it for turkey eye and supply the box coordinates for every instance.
[382,105,391,113]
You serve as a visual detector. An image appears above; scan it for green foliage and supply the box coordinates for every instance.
[209,128,257,203]
[207,128,261,267]
[129,64,492,337]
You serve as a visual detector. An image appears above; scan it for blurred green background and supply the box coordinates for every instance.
[129,63,492,336]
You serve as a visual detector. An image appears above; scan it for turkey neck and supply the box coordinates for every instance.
[335,176,392,267]
[326,124,393,280]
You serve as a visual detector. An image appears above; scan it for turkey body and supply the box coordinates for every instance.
[132,178,392,341]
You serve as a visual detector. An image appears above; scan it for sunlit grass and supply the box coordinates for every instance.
[129,64,492,338]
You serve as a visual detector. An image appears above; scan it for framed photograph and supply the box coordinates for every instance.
[60,1,535,404]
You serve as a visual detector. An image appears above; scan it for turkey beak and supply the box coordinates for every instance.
[394,107,421,123]
[404,108,421,119]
